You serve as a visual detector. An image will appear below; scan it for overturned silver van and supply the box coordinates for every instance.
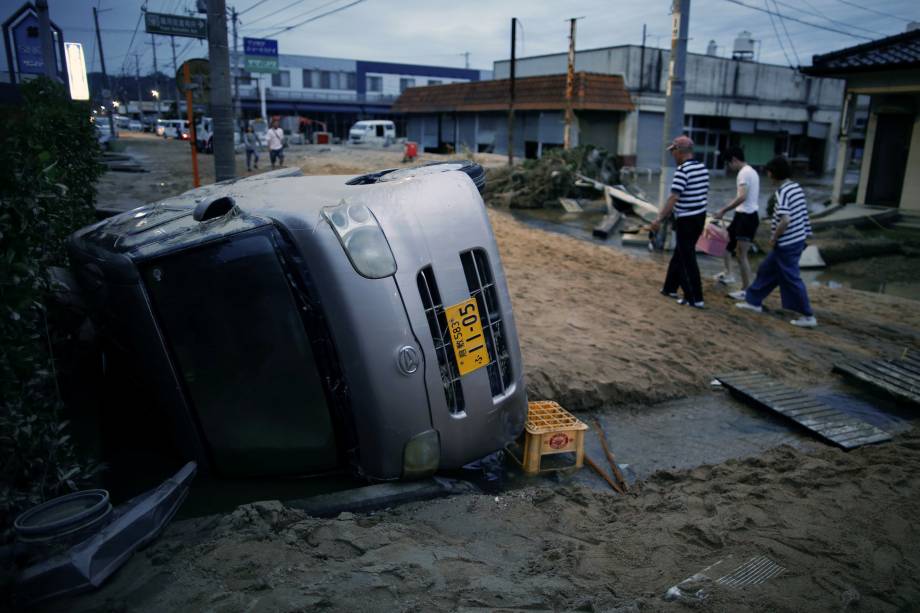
[67,163,526,481]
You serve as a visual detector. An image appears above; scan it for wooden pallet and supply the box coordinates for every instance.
[833,351,920,407]
[715,371,891,450]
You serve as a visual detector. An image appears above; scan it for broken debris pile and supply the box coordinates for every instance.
[484,145,622,209]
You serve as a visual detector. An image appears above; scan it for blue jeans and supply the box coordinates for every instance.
[245,148,259,170]
[745,241,813,316]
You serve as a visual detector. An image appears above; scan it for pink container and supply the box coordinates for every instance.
[696,221,729,257]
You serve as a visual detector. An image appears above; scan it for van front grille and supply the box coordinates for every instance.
[460,249,512,396]
[417,266,465,414]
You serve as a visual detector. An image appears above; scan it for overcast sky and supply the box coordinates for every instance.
[2,0,918,78]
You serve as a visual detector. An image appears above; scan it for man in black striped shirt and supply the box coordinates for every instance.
[651,135,708,308]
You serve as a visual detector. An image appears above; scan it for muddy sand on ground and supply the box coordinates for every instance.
[51,431,920,613]
[67,137,920,612]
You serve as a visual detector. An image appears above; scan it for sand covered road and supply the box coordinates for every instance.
[53,431,920,613]
[50,135,920,613]
[490,210,920,411]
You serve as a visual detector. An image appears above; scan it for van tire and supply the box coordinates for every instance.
[346,160,486,194]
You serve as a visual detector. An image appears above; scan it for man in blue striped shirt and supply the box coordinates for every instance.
[736,156,817,328]
[651,135,708,308]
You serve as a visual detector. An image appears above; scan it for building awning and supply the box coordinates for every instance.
[391,72,634,114]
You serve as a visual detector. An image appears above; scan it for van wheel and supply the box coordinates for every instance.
[345,160,486,194]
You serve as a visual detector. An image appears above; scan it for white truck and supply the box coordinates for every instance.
[348,120,396,146]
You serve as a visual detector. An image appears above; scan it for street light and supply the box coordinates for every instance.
[151,89,161,121]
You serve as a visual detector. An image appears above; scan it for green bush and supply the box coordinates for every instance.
[0,78,105,541]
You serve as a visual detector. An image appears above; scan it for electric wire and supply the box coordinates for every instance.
[239,0,273,15]
[833,0,914,22]
[781,0,888,38]
[723,0,872,40]
[262,0,366,37]
[771,0,801,65]
[244,0,342,30]
[764,0,795,67]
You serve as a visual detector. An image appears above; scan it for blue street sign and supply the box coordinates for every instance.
[243,37,277,57]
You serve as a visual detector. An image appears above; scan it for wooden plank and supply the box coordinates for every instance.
[784,406,840,419]
[858,360,920,389]
[867,361,920,388]
[592,211,622,239]
[718,370,890,449]
[834,362,920,406]
[716,372,768,385]
[891,359,920,377]
[848,362,920,401]
[753,390,806,402]
[771,398,825,411]
[835,431,891,447]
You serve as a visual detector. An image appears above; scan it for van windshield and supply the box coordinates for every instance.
[143,229,339,475]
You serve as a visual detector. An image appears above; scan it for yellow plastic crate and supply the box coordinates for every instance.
[511,400,588,474]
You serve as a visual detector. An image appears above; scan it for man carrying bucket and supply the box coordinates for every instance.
[713,146,760,299]
[651,135,709,309]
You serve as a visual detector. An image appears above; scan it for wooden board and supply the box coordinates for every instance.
[715,371,891,450]
[833,352,920,407]
[593,211,622,239]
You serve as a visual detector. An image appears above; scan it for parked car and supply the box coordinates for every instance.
[349,120,396,146]
[66,163,525,481]
[128,119,143,132]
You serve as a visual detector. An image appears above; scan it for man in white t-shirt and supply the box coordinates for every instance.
[266,119,285,169]
[713,146,760,299]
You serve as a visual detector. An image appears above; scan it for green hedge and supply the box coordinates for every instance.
[0,78,105,541]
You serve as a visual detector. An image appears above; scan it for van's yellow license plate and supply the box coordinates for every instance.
[445,297,490,377]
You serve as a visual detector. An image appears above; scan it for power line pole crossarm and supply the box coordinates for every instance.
[207,0,236,182]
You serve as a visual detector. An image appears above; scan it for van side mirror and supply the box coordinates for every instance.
[193,196,236,222]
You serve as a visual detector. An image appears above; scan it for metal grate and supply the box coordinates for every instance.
[460,249,512,396]
[417,266,465,414]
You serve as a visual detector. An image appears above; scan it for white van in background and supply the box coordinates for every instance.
[158,119,189,140]
[348,120,396,146]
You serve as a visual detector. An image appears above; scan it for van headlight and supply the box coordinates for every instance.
[322,201,396,278]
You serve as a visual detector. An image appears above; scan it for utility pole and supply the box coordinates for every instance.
[170,35,182,121]
[35,0,57,81]
[93,6,116,138]
[563,17,583,150]
[231,6,241,126]
[657,0,690,211]
[507,17,516,166]
[134,53,143,114]
[207,0,236,181]
[462,51,470,69]
[639,24,647,91]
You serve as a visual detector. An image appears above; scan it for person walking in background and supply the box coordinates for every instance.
[713,146,760,300]
[266,119,285,169]
[651,135,709,309]
[243,126,260,172]
[736,156,817,328]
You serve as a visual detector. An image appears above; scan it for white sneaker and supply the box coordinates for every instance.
[790,316,818,328]
[735,302,762,313]
[728,290,746,300]
[713,272,737,285]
